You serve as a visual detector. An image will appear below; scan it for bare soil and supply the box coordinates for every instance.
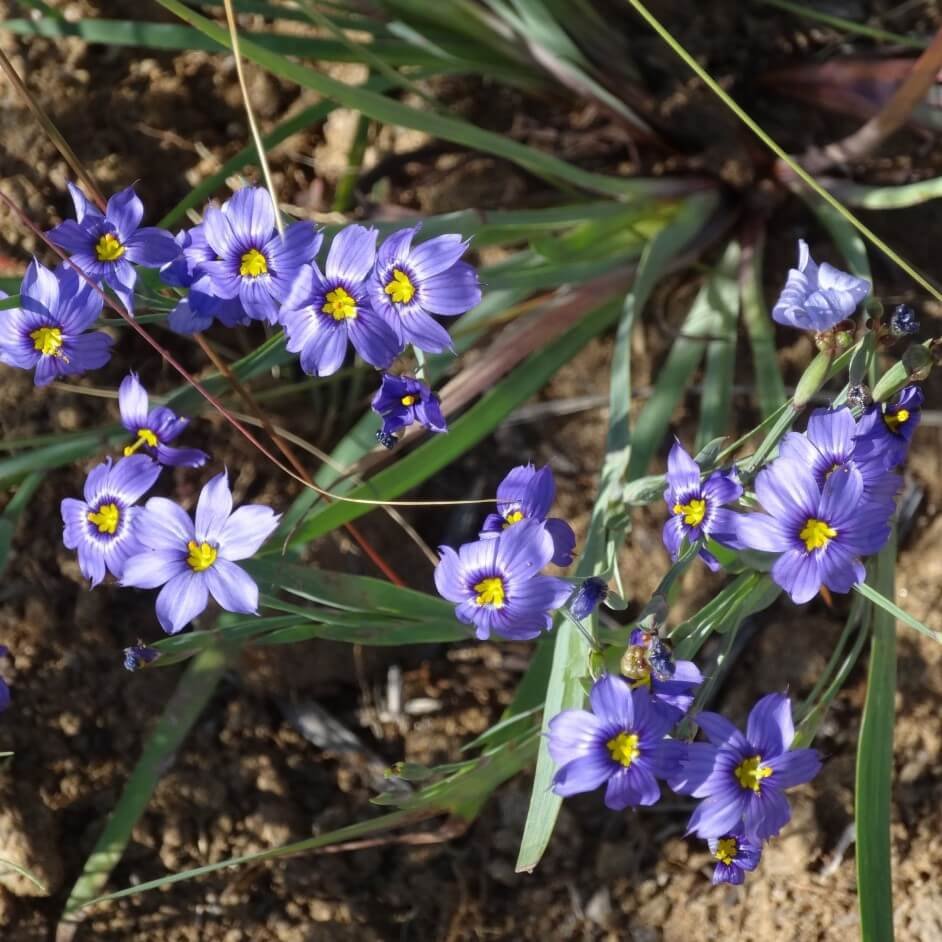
[1,2,941,940]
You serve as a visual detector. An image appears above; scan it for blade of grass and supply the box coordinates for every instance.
[856,533,898,942]
[854,581,941,642]
[740,226,786,418]
[821,174,942,210]
[696,239,740,449]
[60,640,234,919]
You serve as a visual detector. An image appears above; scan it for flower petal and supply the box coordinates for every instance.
[325,224,377,284]
[204,558,259,614]
[155,570,209,634]
[194,471,233,543]
[218,505,280,560]
[119,373,149,430]
[745,693,794,758]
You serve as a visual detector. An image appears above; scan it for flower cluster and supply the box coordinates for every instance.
[549,674,820,885]
[434,464,574,640]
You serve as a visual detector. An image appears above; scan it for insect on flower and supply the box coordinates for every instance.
[370,372,447,443]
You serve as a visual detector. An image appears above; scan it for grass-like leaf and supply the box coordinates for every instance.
[854,581,941,643]
[855,534,898,942]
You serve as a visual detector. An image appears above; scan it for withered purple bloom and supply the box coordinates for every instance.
[662,442,741,571]
[46,183,179,313]
[122,471,281,635]
[0,260,111,386]
[479,464,576,567]
[118,373,209,468]
[548,675,683,810]
[61,456,162,587]
[371,372,447,441]
[371,224,481,353]
[772,239,869,332]
[569,577,608,621]
[670,693,820,843]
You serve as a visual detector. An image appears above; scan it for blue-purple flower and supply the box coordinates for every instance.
[854,384,923,469]
[772,239,869,332]
[162,227,248,333]
[708,830,762,885]
[779,406,900,503]
[281,225,402,376]
[200,187,321,324]
[670,693,820,842]
[662,442,742,571]
[0,645,10,712]
[736,459,893,604]
[122,471,281,634]
[119,373,209,468]
[46,183,179,313]
[370,224,481,353]
[61,456,162,587]
[548,675,683,810]
[434,520,571,641]
[479,464,576,567]
[569,577,608,620]
[0,260,112,386]
[371,373,447,442]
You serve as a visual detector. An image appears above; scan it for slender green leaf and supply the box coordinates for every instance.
[740,229,786,418]
[822,175,942,211]
[854,581,941,642]
[856,534,898,942]
[696,240,740,449]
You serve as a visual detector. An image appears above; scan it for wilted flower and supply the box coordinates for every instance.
[162,227,248,333]
[548,675,682,810]
[772,239,869,332]
[0,260,112,386]
[569,577,608,620]
[370,224,481,353]
[672,694,819,842]
[61,456,162,587]
[778,407,899,503]
[201,186,321,324]
[46,183,179,313]
[888,303,919,338]
[736,459,893,604]
[708,830,762,885]
[434,521,571,641]
[122,471,281,634]
[281,225,401,376]
[662,442,742,571]
[854,384,923,468]
[119,373,209,468]
[371,373,447,442]
[479,464,576,567]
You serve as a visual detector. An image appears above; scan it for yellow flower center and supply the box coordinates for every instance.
[502,509,525,529]
[186,540,218,573]
[384,268,416,305]
[401,394,417,407]
[87,502,120,535]
[123,428,159,457]
[673,498,706,527]
[884,408,910,433]
[714,837,738,866]
[799,517,837,552]
[239,248,268,278]
[606,731,640,767]
[30,326,63,357]
[734,755,773,793]
[95,232,125,261]
[322,286,357,321]
[473,576,505,608]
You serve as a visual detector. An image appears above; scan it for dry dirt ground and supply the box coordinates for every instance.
[1,2,942,940]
